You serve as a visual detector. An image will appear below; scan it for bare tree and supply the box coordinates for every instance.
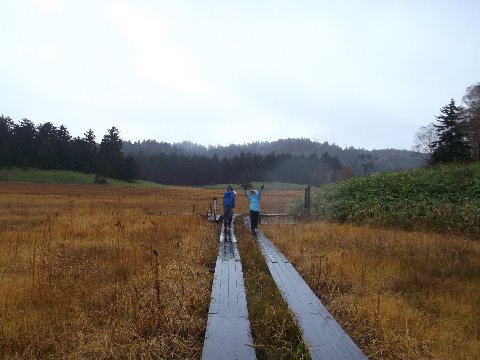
[413,123,438,155]
[462,82,480,160]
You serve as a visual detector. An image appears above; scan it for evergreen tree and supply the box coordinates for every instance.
[97,127,124,178]
[0,115,14,167]
[55,125,72,169]
[430,99,471,164]
[13,119,36,167]
[118,155,139,181]
[35,122,57,168]
[82,129,97,172]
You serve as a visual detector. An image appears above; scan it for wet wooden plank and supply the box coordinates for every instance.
[248,219,366,360]
[202,221,256,360]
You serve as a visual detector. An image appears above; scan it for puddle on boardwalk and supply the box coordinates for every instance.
[220,227,235,259]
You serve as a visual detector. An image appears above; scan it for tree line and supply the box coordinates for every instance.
[0,116,349,185]
[133,151,350,186]
[0,117,138,181]
[124,138,426,175]
[414,82,480,164]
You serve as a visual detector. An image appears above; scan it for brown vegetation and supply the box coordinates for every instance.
[0,183,221,359]
[264,222,480,359]
[0,183,301,358]
[12,181,476,359]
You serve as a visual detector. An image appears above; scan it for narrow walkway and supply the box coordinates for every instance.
[202,219,256,360]
[246,218,367,360]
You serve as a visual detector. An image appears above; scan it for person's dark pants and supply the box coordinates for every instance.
[250,210,260,231]
[223,207,233,226]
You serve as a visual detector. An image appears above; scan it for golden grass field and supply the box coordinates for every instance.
[2,182,479,359]
[0,183,301,359]
[264,223,480,360]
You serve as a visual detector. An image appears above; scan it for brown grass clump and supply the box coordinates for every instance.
[264,222,480,360]
[256,190,303,214]
[0,183,220,359]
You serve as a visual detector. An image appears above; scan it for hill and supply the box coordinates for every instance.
[124,138,426,174]
[292,163,480,238]
[0,168,166,188]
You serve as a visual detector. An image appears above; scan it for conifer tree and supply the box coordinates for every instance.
[430,99,471,164]
[83,129,97,172]
[0,115,14,167]
[98,127,124,178]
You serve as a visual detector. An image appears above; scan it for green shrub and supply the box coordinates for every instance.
[292,164,480,238]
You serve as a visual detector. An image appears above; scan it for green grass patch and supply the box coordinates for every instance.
[236,218,311,360]
[291,163,480,238]
[0,168,167,188]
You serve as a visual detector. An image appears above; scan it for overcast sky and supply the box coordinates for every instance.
[1,0,479,150]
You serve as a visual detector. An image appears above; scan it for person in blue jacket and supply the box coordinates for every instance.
[222,185,236,229]
[244,183,264,234]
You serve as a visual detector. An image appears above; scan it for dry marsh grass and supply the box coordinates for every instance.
[0,183,221,359]
[0,183,299,358]
[264,222,480,359]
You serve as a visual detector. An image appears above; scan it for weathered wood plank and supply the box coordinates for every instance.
[246,218,366,360]
[202,220,256,360]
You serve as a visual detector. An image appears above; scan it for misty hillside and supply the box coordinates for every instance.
[124,138,427,175]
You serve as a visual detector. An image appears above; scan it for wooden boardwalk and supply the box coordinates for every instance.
[202,220,256,360]
[247,218,367,360]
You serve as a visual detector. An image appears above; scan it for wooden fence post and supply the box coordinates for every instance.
[304,186,311,219]
[212,197,218,221]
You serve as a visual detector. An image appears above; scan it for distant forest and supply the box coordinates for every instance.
[133,151,354,186]
[124,138,426,175]
[1,115,426,186]
[0,116,137,181]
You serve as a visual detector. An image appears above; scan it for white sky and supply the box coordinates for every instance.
[1,0,479,150]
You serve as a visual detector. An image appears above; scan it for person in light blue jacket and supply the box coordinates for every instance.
[244,184,264,234]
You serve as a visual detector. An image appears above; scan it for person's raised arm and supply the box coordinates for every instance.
[258,184,264,198]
